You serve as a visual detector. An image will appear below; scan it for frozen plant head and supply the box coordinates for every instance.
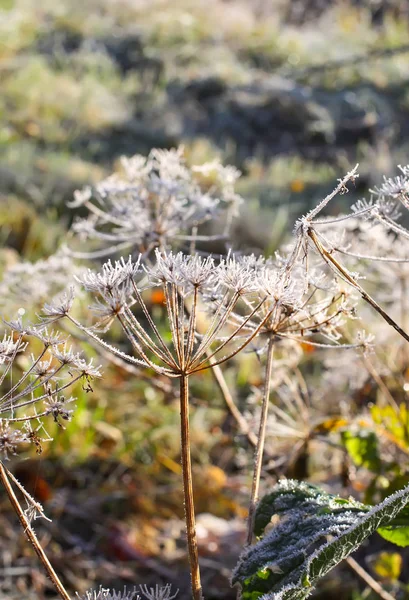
[76,587,139,600]
[0,250,83,317]
[139,584,178,600]
[76,584,178,600]
[65,250,281,378]
[218,254,359,354]
[68,147,243,259]
[0,318,101,459]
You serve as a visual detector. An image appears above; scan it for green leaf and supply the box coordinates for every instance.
[341,429,381,472]
[233,480,409,600]
[378,526,409,547]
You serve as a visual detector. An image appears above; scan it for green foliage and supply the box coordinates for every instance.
[372,551,402,581]
[377,525,409,547]
[341,429,381,472]
[233,480,409,599]
[371,403,409,450]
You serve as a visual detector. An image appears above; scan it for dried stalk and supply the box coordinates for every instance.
[346,557,396,600]
[246,337,275,545]
[210,360,258,448]
[308,229,409,343]
[180,374,203,600]
[0,462,71,600]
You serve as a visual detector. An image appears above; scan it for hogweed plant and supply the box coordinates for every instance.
[68,147,242,259]
[0,318,101,600]
[76,583,179,600]
[46,250,291,600]
[6,154,409,599]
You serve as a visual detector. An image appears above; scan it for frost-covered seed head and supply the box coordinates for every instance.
[139,584,178,600]
[76,586,139,600]
[69,147,243,257]
[44,395,75,424]
[79,256,141,296]
[147,250,216,291]
[0,333,26,365]
[0,420,25,459]
[41,286,75,324]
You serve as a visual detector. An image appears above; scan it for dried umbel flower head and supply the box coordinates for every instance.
[57,250,286,378]
[280,163,409,346]
[76,587,139,600]
[0,250,83,315]
[53,250,283,600]
[0,319,101,459]
[68,147,243,259]
[139,584,178,600]
[76,584,178,600]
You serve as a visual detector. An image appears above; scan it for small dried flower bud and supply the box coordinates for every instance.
[78,256,141,296]
[32,357,55,377]
[41,286,75,323]
[44,395,75,425]
[0,333,26,365]
[217,255,259,294]
[0,420,25,459]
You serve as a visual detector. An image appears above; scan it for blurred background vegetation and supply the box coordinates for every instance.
[2,1,409,599]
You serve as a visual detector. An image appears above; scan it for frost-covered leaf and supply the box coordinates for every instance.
[232,479,409,600]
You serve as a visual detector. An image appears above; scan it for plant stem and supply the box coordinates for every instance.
[346,557,396,600]
[210,360,258,448]
[179,374,203,600]
[308,229,409,343]
[0,461,71,600]
[246,337,275,545]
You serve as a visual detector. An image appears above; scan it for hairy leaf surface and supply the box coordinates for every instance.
[233,480,409,599]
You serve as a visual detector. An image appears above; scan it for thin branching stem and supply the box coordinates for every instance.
[3,372,83,413]
[374,212,409,240]
[171,284,184,368]
[246,337,275,545]
[186,287,198,361]
[183,295,258,447]
[190,305,276,373]
[209,360,258,448]
[122,306,176,367]
[190,290,237,363]
[116,314,175,376]
[0,334,24,387]
[131,280,177,365]
[335,246,409,263]
[0,345,48,401]
[308,229,409,343]
[192,296,267,370]
[0,462,71,600]
[60,322,171,393]
[66,314,149,368]
[1,363,67,409]
[163,282,181,363]
[305,164,359,221]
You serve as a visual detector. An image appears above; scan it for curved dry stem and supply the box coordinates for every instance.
[0,462,71,600]
[308,229,409,344]
[210,360,258,448]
